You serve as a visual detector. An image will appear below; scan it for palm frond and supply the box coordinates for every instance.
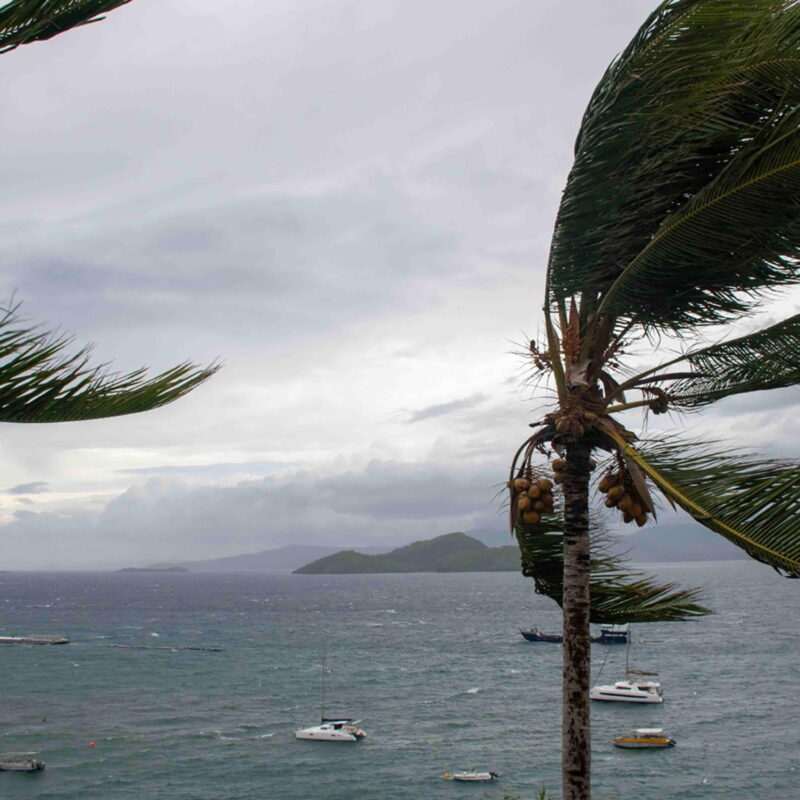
[608,432,800,577]
[597,105,800,326]
[664,313,800,407]
[0,0,132,53]
[547,0,800,330]
[515,519,709,623]
[0,305,218,423]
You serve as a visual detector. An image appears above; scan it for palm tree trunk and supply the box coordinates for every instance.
[561,439,592,800]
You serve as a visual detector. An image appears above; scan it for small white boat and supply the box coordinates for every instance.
[294,719,366,742]
[0,753,46,771]
[443,770,499,782]
[589,679,663,703]
[613,728,676,749]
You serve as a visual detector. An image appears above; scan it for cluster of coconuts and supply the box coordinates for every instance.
[554,411,599,440]
[598,470,649,527]
[512,476,555,525]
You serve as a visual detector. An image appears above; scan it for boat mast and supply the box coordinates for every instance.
[625,626,630,678]
[320,639,327,722]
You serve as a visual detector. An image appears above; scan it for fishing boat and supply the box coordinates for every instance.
[520,623,630,644]
[613,728,676,749]
[443,770,499,782]
[0,753,45,771]
[519,627,562,643]
[294,643,366,742]
[594,623,629,644]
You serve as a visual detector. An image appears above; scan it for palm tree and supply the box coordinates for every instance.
[509,3,800,799]
[0,2,216,419]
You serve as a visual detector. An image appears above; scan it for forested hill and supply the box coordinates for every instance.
[292,532,520,574]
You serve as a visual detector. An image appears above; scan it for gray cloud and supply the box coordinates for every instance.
[0,457,507,569]
[711,387,800,417]
[117,461,290,477]
[4,189,457,353]
[408,393,487,422]
[5,481,49,495]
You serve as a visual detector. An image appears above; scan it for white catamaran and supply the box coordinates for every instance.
[589,626,663,704]
[294,644,366,742]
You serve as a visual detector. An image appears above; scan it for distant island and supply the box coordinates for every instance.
[293,532,521,574]
[133,520,746,574]
[117,566,189,573]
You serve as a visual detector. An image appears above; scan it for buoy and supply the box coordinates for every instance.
[89,741,95,747]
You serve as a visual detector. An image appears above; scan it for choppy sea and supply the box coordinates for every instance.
[0,562,798,800]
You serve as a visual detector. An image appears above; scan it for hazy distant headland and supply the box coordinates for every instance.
[117,566,189,573]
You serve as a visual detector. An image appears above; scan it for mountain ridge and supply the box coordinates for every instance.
[141,521,745,573]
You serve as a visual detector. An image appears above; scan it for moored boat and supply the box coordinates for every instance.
[590,624,662,702]
[443,770,498,782]
[520,623,630,644]
[294,641,366,742]
[589,679,663,703]
[294,719,366,742]
[613,728,676,748]
[519,627,562,643]
[594,624,629,644]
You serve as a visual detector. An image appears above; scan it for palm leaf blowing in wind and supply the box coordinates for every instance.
[508,3,800,799]
[0,2,218,416]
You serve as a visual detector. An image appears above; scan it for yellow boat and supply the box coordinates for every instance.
[613,728,676,749]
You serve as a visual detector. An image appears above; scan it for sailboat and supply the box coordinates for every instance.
[589,626,663,704]
[294,643,366,742]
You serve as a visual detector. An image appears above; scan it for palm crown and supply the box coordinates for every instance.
[511,0,800,626]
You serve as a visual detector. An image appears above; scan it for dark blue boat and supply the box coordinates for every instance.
[519,623,629,644]
[594,624,629,644]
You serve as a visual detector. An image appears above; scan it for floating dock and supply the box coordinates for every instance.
[0,635,69,645]
[107,644,225,652]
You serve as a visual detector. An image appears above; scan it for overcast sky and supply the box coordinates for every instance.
[1,0,798,570]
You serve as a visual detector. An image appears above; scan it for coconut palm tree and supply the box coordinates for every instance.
[509,3,800,799]
[0,2,216,417]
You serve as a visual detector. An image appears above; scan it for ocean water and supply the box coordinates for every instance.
[0,562,798,800]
